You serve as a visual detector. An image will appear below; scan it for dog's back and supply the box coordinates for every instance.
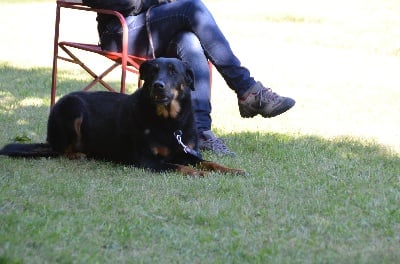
[47,91,129,160]
[0,91,129,159]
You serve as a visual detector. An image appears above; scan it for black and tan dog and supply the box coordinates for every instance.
[0,58,244,176]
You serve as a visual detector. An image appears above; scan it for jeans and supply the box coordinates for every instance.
[166,32,212,133]
[99,0,256,133]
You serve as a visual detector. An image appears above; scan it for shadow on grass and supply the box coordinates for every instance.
[0,63,399,179]
[1,64,72,102]
[0,63,130,102]
[0,63,127,142]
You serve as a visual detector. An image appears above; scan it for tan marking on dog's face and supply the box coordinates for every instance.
[155,105,169,118]
[168,96,181,119]
[155,89,181,119]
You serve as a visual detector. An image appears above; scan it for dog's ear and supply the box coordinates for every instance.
[184,62,195,91]
[139,59,155,81]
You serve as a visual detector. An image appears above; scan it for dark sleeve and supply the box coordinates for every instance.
[82,0,158,15]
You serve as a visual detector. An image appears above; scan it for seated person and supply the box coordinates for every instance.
[81,0,296,154]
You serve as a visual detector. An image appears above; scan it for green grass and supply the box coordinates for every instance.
[1,134,399,263]
[1,0,400,263]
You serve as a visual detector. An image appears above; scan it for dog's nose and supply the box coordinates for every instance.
[153,81,165,90]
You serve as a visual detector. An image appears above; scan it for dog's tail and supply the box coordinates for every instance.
[0,143,59,158]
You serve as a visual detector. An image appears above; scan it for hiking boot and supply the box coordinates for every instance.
[238,82,295,118]
[198,130,235,156]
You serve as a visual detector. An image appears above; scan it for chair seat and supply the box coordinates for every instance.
[59,41,148,69]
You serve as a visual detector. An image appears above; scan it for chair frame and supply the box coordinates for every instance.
[51,0,149,107]
[51,0,212,107]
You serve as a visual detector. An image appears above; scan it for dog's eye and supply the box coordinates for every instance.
[150,66,159,77]
[168,64,176,75]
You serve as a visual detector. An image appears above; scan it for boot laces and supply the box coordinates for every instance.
[255,87,280,106]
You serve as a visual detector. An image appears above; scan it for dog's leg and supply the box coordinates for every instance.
[170,164,207,177]
[197,161,246,176]
[63,116,86,160]
[64,145,87,160]
[73,116,84,150]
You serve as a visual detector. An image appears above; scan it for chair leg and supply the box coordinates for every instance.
[51,3,62,108]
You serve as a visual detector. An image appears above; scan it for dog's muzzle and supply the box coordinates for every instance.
[150,81,174,105]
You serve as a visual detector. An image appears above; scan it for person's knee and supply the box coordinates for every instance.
[179,0,206,15]
[175,32,202,50]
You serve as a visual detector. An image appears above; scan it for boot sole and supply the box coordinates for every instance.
[262,98,296,118]
[239,98,296,118]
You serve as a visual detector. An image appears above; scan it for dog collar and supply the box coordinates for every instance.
[174,130,202,159]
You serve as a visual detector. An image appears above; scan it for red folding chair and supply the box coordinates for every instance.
[51,0,149,107]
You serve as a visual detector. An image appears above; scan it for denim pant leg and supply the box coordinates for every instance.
[166,32,212,134]
[148,0,256,97]
[100,0,256,97]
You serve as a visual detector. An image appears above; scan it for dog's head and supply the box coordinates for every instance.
[139,58,195,118]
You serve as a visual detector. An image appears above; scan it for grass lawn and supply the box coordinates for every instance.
[1,0,399,263]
